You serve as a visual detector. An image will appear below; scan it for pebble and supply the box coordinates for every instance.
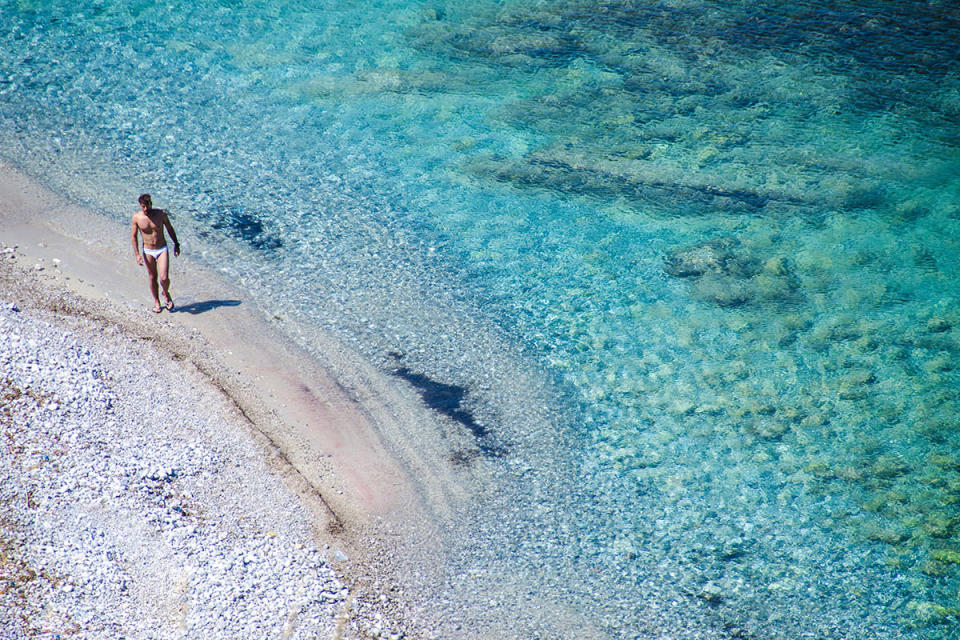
[0,300,402,639]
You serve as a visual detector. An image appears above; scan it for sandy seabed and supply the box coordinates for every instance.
[0,161,442,639]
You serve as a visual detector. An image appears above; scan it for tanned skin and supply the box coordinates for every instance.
[131,194,180,313]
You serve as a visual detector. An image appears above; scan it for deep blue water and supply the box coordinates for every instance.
[2,1,960,638]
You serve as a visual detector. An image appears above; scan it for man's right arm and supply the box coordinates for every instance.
[131,216,143,265]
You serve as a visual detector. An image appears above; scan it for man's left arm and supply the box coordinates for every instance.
[163,211,181,257]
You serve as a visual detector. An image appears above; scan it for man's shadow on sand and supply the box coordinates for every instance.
[170,299,242,315]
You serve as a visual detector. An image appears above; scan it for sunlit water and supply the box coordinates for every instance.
[2,1,959,637]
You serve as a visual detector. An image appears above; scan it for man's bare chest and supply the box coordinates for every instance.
[137,213,164,233]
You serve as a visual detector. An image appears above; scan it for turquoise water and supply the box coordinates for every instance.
[2,1,960,637]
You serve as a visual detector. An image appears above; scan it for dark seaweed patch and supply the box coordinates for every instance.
[449,448,481,467]
[476,153,794,213]
[210,208,283,251]
[407,0,959,220]
[391,364,506,458]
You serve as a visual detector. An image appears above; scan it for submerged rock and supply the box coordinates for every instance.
[663,237,742,278]
[692,273,752,307]
[698,581,725,604]
[923,355,955,373]
[862,521,910,544]
[908,600,959,626]
[664,238,800,307]
[930,549,960,565]
[926,316,952,333]
[871,455,910,479]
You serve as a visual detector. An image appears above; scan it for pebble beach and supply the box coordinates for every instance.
[0,239,407,638]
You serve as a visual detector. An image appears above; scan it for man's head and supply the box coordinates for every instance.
[138,193,152,210]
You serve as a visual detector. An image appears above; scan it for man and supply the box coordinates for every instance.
[131,193,180,313]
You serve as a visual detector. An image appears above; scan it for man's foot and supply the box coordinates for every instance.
[163,293,175,311]
[151,303,163,313]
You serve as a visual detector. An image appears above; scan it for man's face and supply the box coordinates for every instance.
[140,200,150,212]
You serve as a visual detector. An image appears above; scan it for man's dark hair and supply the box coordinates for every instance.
[138,193,152,207]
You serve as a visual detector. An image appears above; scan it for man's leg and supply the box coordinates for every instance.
[157,250,173,309]
[144,255,162,312]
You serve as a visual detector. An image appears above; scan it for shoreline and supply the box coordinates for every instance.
[0,158,425,522]
[0,160,447,637]
[0,159,599,640]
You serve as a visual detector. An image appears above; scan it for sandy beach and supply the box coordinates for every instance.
[0,161,450,638]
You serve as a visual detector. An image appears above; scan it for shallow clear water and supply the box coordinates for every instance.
[3,1,960,637]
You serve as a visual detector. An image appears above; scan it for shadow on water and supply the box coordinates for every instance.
[170,299,242,315]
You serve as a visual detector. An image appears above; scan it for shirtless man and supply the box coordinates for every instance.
[131,193,180,313]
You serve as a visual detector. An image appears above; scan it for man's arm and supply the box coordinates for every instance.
[131,216,143,265]
[162,210,180,257]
